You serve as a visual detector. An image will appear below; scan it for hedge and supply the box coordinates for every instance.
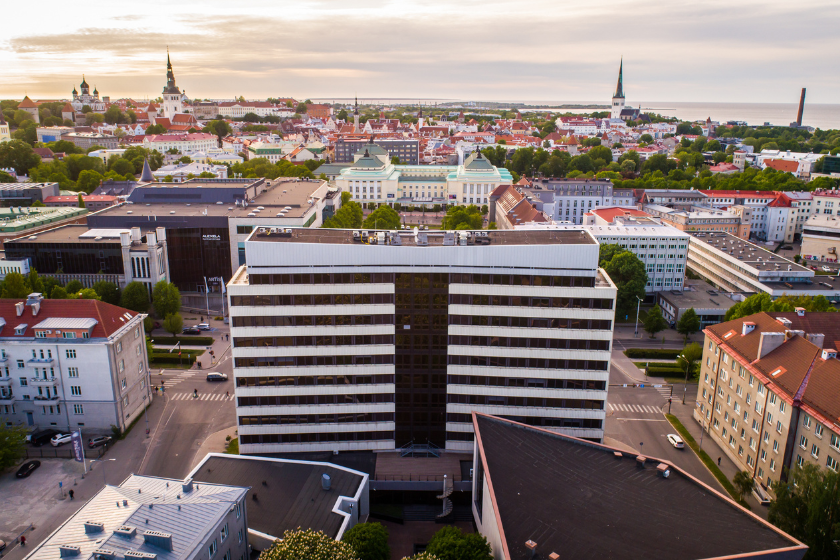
[647,367,687,376]
[148,336,213,346]
[149,355,198,365]
[625,348,682,359]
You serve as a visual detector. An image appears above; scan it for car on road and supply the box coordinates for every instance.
[15,460,41,478]
[0,537,6,550]
[182,327,201,335]
[667,434,685,449]
[809,265,818,271]
[822,266,833,272]
[28,428,59,447]
[197,323,211,331]
[51,433,73,447]
[88,435,112,448]
[206,372,228,381]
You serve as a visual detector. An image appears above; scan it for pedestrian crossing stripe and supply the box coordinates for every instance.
[170,393,232,401]
[607,403,663,413]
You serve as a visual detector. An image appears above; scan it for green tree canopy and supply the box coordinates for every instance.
[1,272,30,298]
[77,169,103,193]
[152,281,181,318]
[362,205,401,230]
[27,269,44,294]
[643,305,669,338]
[676,308,701,342]
[0,140,41,175]
[769,463,840,559]
[92,281,120,305]
[724,293,837,321]
[65,279,84,294]
[50,286,69,299]
[323,192,364,229]
[121,281,150,313]
[442,205,483,230]
[0,423,28,470]
[425,526,493,560]
[259,529,359,560]
[76,288,100,300]
[598,245,647,318]
[162,312,184,336]
[342,522,389,560]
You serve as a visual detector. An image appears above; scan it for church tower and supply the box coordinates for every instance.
[162,49,183,119]
[354,95,360,132]
[611,59,625,120]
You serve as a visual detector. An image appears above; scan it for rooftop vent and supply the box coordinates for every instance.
[143,531,173,551]
[795,307,805,317]
[322,473,331,490]
[94,550,118,560]
[822,348,837,360]
[182,477,194,493]
[84,521,105,534]
[742,322,756,336]
[60,545,82,557]
[115,525,137,538]
[124,551,157,560]
[657,463,671,478]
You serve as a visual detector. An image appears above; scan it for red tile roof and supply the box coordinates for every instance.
[591,207,650,223]
[44,195,117,203]
[18,96,38,108]
[699,190,775,198]
[0,299,140,339]
[767,192,792,208]
[765,159,800,173]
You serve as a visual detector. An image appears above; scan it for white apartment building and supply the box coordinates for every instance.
[227,228,617,455]
[142,133,218,154]
[0,295,150,433]
[0,258,30,279]
[217,101,292,118]
[520,179,636,225]
[152,161,229,182]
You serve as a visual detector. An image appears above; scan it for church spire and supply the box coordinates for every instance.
[614,58,624,99]
[354,94,358,116]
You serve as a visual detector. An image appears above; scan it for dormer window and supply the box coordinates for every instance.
[62,332,77,339]
[35,331,47,338]
[14,324,27,336]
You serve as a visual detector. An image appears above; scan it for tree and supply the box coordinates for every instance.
[643,305,668,338]
[121,281,150,313]
[337,109,348,121]
[110,158,135,177]
[1,272,30,298]
[0,423,28,471]
[65,279,84,294]
[599,246,647,319]
[725,293,837,321]
[676,308,701,343]
[42,277,61,299]
[92,281,120,305]
[78,193,86,208]
[152,280,181,318]
[732,471,754,502]
[26,269,43,294]
[162,313,184,336]
[76,288,100,300]
[0,170,16,183]
[769,463,840,559]
[425,526,493,560]
[362,205,401,230]
[342,522,389,560]
[441,205,483,230]
[50,286,68,299]
[677,342,702,385]
[295,102,308,114]
[0,140,41,175]
[639,134,654,143]
[145,124,167,135]
[322,193,363,229]
[401,554,439,560]
[259,529,358,560]
[588,145,613,165]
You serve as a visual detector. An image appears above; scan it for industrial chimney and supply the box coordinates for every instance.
[796,88,806,127]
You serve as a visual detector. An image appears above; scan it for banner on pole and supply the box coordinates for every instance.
[70,431,84,462]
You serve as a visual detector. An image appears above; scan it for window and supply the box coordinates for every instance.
[815,425,824,438]
[828,456,839,472]
[208,540,217,558]
[769,393,777,405]
[796,455,804,467]
[236,501,242,519]
[135,327,140,339]
[811,444,820,459]
[763,431,769,444]
[19,377,27,387]
[832,434,840,451]
[121,378,127,390]
[62,332,76,339]
[16,360,24,369]
[68,367,79,378]
[757,467,764,479]
[220,523,228,542]
[760,449,766,461]
[238,530,243,544]
[803,415,812,429]
[119,359,125,372]
[767,413,773,425]
[770,458,776,471]
[116,342,122,353]
[66,349,76,359]
[780,401,786,414]
[777,421,783,434]
[773,440,779,453]
[73,404,84,415]
[70,386,81,396]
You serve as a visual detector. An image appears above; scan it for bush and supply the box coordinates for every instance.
[259,529,358,560]
[624,348,682,359]
[343,523,389,560]
[646,366,686,376]
[147,336,213,345]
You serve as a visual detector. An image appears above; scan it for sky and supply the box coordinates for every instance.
[2,0,839,105]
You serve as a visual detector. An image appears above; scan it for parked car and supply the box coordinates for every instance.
[197,323,211,331]
[182,327,200,335]
[206,372,228,381]
[667,434,685,449]
[51,433,73,447]
[0,537,6,550]
[15,460,40,478]
[29,429,59,447]
[809,265,818,270]
[88,435,112,448]
[822,266,833,272]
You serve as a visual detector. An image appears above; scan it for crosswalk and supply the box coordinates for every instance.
[155,371,197,389]
[608,403,663,414]
[654,386,673,399]
[168,392,233,401]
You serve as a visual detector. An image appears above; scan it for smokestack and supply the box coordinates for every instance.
[796,88,806,126]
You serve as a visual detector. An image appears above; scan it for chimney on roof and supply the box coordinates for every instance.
[15,302,24,317]
[807,333,825,348]
[795,307,805,317]
[758,331,786,359]
[525,541,537,558]
[822,349,837,360]
[742,322,756,336]
[181,477,193,493]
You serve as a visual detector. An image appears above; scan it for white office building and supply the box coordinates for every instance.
[0,295,150,432]
[227,228,617,455]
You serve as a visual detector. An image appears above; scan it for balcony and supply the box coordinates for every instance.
[0,393,15,404]
[33,394,60,402]
[28,358,54,364]
[0,355,8,363]
[30,376,59,387]
[0,376,12,387]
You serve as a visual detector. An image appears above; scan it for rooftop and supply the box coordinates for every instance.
[803,214,840,230]
[473,414,806,560]
[247,227,597,247]
[0,206,87,233]
[190,454,366,540]
[7,225,150,246]
[590,206,650,223]
[22,474,248,560]
[0,298,140,338]
[690,232,810,273]
[656,280,738,312]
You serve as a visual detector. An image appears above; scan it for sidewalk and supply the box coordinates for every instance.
[189,426,238,471]
[668,395,765,516]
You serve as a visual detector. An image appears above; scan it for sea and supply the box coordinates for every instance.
[311,98,840,131]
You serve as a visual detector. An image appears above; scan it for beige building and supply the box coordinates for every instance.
[695,310,840,496]
[801,214,840,263]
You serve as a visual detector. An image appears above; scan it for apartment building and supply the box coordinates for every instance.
[801,214,840,262]
[644,205,750,239]
[22,475,249,560]
[334,138,420,165]
[518,179,636,225]
[0,295,150,433]
[227,228,617,455]
[695,311,840,493]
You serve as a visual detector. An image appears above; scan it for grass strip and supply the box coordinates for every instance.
[664,413,750,509]
[225,437,239,455]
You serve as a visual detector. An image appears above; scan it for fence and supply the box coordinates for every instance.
[25,446,104,460]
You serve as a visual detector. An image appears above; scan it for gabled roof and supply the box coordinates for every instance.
[463,150,494,171]
[0,299,140,338]
[18,96,38,108]
[473,414,805,560]
[765,159,800,173]
[591,206,650,223]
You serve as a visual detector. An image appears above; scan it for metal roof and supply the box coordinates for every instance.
[22,475,248,560]
[33,318,99,330]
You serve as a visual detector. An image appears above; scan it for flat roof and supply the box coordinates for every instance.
[247,227,598,247]
[0,207,87,233]
[474,414,806,560]
[191,454,366,540]
[7,224,135,245]
[690,232,810,273]
[657,280,737,312]
[95,180,325,220]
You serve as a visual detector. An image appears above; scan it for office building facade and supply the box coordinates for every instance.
[228,228,616,455]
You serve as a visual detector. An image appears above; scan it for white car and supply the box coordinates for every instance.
[821,266,832,272]
[197,323,211,331]
[51,433,73,447]
[667,434,685,449]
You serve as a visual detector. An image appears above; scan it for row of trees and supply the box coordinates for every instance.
[724,292,836,321]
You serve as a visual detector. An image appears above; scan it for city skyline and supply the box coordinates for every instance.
[2,0,839,104]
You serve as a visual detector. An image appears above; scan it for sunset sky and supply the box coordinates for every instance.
[2,0,839,104]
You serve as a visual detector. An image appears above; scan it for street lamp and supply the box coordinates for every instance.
[90,458,116,486]
[679,353,690,405]
[634,296,643,338]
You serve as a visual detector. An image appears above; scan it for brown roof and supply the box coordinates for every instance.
[18,96,38,108]
[752,335,819,397]
[0,299,140,338]
[706,312,787,362]
[765,159,800,173]
[801,359,840,427]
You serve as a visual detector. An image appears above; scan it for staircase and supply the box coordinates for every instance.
[399,439,442,458]
[436,476,454,520]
